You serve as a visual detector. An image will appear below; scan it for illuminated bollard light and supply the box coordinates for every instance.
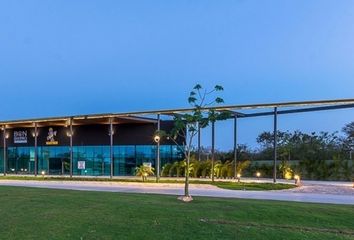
[294,175,301,186]
[256,172,261,180]
[237,173,241,183]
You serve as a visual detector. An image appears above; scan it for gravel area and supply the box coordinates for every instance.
[289,182,354,195]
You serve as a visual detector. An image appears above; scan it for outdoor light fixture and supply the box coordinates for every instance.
[256,172,261,180]
[154,135,160,143]
[237,173,241,183]
[65,119,71,128]
[108,129,114,136]
[41,171,45,176]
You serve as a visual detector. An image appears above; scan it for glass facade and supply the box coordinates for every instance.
[7,147,35,174]
[0,145,183,176]
[38,146,70,175]
[73,146,110,176]
[114,146,136,176]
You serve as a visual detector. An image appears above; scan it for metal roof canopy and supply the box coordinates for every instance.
[1,98,354,127]
[1,116,157,128]
[1,98,354,181]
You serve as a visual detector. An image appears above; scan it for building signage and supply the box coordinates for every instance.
[78,161,86,170]
[46,128,58,145]
[14,130,27,143]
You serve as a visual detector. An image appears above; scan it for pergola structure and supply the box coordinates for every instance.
[1,98,354,182]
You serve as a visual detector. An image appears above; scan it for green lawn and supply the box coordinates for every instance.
[212,181,295,190]
[0,176,296,191]
[0,186,352,240]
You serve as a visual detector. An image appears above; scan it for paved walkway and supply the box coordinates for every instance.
[0,179,353,205]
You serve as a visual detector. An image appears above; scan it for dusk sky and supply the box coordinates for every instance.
[1,1,354,150]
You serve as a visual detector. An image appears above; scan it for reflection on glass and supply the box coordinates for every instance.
[1,145,183,176]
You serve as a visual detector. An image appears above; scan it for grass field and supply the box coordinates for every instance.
[0,186,352,240]
[0,176,295,191]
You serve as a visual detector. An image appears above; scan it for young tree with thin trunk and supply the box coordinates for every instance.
[158,84,229,202]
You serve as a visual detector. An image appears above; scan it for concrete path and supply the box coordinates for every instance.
[0,180,353,205]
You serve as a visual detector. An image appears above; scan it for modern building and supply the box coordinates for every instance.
[0,114,184,177]
[1,98,353,181]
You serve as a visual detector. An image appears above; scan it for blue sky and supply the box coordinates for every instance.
[1,0,354,150]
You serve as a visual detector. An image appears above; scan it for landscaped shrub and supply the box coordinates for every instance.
[135,165,155,182]
[279,160,293,179]
[200,160,212,178]
[161,163,172,177]
[190,160,201,178]
[161,159,252,179]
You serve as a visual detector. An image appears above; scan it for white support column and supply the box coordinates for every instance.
[273,107,278,183]
[69,118,73,178]
[110,117,114,179]
[3,125,6,176]
[156,114,161,183]
[211,121,215,182]
[34,122,38,176]
[233,114,238,179]
[197,124,201,161]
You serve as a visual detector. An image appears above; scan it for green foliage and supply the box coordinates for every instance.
[10,187,354,239]
[156,84,230,196]
[165,84,230,150]
[236,160,251,175]
[279,160,293,179]
[161,163,172,177]
[253,129,353,181]
[200,160,212,178]
[342,121,354,139]
[220,161,233,178]
[190,159,201,178]
[135,165,155,182]
[161,159,252,179]
[168,161,185,177]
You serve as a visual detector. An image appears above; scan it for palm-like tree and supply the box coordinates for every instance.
[135,165,155,182]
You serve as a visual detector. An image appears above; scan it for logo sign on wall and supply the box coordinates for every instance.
[14,130,28,144]
[78,161,86,170]
[46,128,58,145]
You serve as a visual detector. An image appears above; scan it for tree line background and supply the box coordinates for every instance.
[161,121,354,181]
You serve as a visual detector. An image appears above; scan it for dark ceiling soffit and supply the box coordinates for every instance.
[0,98,354,125]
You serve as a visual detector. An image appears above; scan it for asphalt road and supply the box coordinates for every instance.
[0,180,353,205]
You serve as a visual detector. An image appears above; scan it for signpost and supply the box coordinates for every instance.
[78,161,86,170]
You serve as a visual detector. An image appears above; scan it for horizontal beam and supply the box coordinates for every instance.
[238,103,354,118]
[226,110,246,117]
[114,98,354,116]
[0,98,354,125]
